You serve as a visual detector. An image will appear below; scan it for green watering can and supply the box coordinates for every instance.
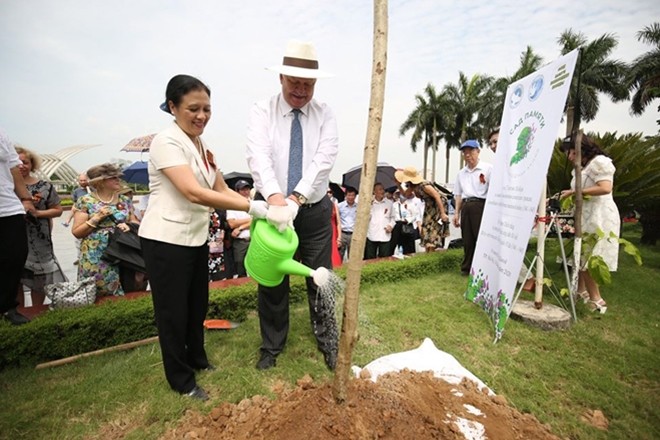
[245,219,330,287]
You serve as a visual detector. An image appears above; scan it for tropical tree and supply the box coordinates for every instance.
[558,29,629,135]
[628,22,660,120]
[399,83,452,181]
[442,72,495,169]
[483,46,545,131]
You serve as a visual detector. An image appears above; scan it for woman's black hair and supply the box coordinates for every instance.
[161,74,211,114]
[560,134,608,165]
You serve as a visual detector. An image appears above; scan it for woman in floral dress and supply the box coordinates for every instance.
[72,163,139,297]
[15,146,66,306]
[395,167,450,252]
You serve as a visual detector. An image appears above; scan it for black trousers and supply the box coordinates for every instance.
[140,237,210,394]
[232,238,249,278]
[364,239,390,259]
[258,196,337,356]
[0,215,28,313]
[390,221,416,254]
[460,200,485,273]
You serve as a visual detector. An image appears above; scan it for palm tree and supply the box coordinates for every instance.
[483,46,544,132]
[558,29,629,135]
[399,84,452,181]
[442,72,495,168]
[628,22,660,119]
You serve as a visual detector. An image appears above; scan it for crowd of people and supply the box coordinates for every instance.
[0,39,623,401]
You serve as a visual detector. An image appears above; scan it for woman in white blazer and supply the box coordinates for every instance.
[139,74,267,400]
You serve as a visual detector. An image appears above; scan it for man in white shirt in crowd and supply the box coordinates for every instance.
[226,180,253,278]
[453,140,492,275]
[337,186,357,261]
[365,182,395,259]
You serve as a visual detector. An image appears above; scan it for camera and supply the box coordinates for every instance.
[547,197,561,214]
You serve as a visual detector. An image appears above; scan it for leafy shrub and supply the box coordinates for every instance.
[0,251,462,369]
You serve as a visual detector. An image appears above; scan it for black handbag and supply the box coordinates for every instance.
[401,222,417,237]
[102,223,146,273]
[398,204,418,238]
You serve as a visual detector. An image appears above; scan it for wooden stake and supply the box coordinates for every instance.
[35,336,159,370]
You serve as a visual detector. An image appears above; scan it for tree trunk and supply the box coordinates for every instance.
[332,0,388,403]
[565,105,574,137]
[431,118,437,183]
[444,141,450,184]
[423,139,429,179]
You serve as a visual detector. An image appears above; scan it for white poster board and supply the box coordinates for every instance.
[465,49,578,341]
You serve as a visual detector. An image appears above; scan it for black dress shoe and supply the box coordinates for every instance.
[202,364,216,372]
[184,385,209,401]
[3,308,30,325]
[256,352,276,370]
[323,350,337,371]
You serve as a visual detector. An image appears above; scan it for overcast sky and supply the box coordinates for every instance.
[1,0,658,184]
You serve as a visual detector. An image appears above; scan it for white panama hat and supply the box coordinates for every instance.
[266,40,334,79]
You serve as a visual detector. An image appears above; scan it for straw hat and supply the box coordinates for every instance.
[266,40,334,79]
[394,167,424,184]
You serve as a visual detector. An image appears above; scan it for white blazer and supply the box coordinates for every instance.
[138,122,216,247]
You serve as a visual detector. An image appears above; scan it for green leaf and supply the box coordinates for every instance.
[587,255,612,285]
[618,237,643,265]
[560,287,570,297]
[543,278,553,287]
[560,194,574,212]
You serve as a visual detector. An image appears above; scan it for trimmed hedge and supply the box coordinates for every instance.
[0,250,461,369]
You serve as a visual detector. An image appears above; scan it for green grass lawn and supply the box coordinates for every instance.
[0,225,658,439]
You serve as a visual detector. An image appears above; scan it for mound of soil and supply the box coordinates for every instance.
[161,370,559,439]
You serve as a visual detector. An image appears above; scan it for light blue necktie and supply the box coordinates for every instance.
[287,109,303,195]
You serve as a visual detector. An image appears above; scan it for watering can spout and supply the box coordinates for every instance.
[245,219,317,287]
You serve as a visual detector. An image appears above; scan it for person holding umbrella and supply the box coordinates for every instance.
[139,74,269,400]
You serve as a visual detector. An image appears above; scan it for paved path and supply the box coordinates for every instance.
[52,219,78,282]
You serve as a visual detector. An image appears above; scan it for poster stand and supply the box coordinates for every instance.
[510,209,577,322]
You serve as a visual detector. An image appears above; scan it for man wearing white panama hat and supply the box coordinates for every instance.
[246,40,339,371]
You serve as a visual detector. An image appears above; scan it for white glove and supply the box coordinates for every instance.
[285,198,300,221]
[266,205,294,233]
[247,200,268,219]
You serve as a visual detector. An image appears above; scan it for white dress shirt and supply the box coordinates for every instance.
[367,197,395,242]
[246,94,338,204]
[394,197,421,227]
[0,129,24,217]
[454,160,493,199]
[226,209,251,240]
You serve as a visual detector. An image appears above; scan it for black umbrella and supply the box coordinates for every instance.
[122,161,149,185]
[342,162,397,191]
[433,182,453,198]
[328,182,345,203]
[102,223,146,273]
[223,171,253,191]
